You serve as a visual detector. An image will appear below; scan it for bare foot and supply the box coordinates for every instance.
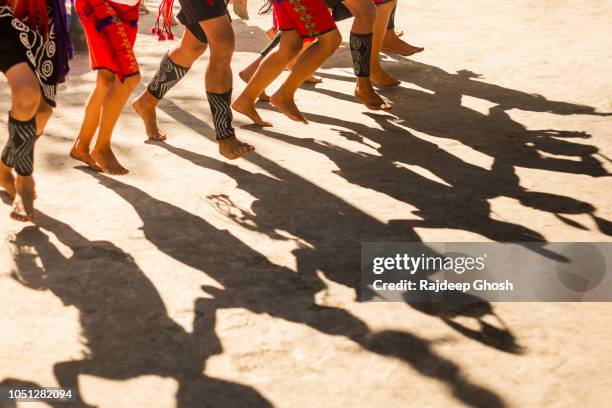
[10,175,35,222]
[219,136,255,160]
[304,74,323,84]
[382,31,424,56]
[371,69,401,87]
[232,95,273,127]
[232,0,248,19]
[132,93,167,141]
[238,70,270,102]
[355,85,392,111]
[0,161,16,198]
[270,92,308,124]
[91,147,129,175]
[70,143,103,172]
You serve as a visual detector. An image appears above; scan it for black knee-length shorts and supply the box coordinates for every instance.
[177,0,230,44]
[0,25,28,73]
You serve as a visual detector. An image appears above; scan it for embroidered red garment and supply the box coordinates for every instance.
[272,0,336,39]
[76,0,139,81]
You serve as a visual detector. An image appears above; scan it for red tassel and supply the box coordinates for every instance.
[151,0,175,41]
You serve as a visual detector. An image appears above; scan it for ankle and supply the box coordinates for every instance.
[272,89,293,100]
[141,91,158,107]
[72,139,91,152]
[237,93,257,104]
[92,144,111,154]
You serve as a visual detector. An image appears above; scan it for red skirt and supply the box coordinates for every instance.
[76,0,139,80]
[272,0,336,39]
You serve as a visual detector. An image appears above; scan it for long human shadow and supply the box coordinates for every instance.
[319,49,610,117]
[80,169,510,408]
[301,78,609,179]
[315,56,611,181]
[9,215,272,408]
[143,93,527,354]
[143,140,523,355]
[257,108,611,238]
[277,60,612,237]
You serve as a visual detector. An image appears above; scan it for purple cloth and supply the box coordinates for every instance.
[50,0,73,83]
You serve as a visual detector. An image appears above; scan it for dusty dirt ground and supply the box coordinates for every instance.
[1,0,612,407]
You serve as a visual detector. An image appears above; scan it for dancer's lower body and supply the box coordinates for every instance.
[133,0,254,159]
[71,0,141,175]
[0,6,65,222]
[381,5,423,56]
[232,0,342,126]
[370,0,400,86]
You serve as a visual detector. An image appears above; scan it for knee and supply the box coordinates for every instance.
[179,40,207,59]
[37,102,53,120]
[96,71,116,93]
[188,41,208,57]
[123,73,141,91]
[210,36,235,61]
[354,3,377,26]
[319,30,342,52]
[12,84,41,116]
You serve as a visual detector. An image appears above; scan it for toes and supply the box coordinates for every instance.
[10,211,31,222]
[10,213,25,222]
[231,144,255,159]
[113,167,129,176]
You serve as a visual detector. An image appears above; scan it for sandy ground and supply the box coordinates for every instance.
[1,0,612,407]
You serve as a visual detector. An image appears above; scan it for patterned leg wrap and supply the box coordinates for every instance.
[1,114,37,176]
[260,32,282,57]
[207,90,236,140]
[350,32,373,77]
[147,52,190,100]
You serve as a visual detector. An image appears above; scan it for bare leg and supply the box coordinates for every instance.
[382,29,424,56]
[201,14,254,159]
[238,55,270,101]
[70,70,115,171]
[233,31,302,126]
[271,29,342,123]
[232,0,248,19]
[91,73,141,175]
[0,161,15,198]
[3,63,40,221]
[0,97,51,202]
[343,0,391,110]
[286,41,323,84]
[238,55,262,83]
[133,28,207,140]
[35,100,53,135]
[371,0,401,87]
